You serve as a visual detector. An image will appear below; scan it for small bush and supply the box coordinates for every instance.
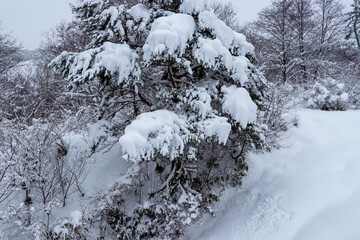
[261,83,299,148]
[305,78,350,111]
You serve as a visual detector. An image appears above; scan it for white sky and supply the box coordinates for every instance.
[0,0,73,50]
[0,0,354,50]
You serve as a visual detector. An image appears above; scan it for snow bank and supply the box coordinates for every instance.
[221,86,257,128]
[143,14,196,62]
[184,109,360,240]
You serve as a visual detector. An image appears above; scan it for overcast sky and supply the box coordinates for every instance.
[0,0,354,50]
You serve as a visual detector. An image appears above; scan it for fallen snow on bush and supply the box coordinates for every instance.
[221,85,257,128]
[193,38,232,70]
[198,11,254,56]
[179,0,210,14]
[119,110,189,162]
[305,78,349,111]
[143,14,196,62]
[200,116,231,145]
[52,42,140,85]
[128,3,151,22]
[196,11,253,85]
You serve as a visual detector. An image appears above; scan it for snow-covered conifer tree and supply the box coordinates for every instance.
[50,0,269,238]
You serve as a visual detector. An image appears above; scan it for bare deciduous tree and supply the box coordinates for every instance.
[0,25,22,75]
[54,139,88,207]
[290,0,315,82]
[0,130,19,203]
[254,0,296,83]
[242,0,348,84]
[211,1,239,30]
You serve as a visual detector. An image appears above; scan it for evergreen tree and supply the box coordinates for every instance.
[51,0,269,238]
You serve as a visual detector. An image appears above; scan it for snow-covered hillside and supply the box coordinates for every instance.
[184,109,360,240]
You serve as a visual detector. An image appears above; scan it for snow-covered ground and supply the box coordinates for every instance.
[184,109,360,240]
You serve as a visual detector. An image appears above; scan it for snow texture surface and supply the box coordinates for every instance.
[87,42,139,84]
[128,4,151,22]
[54,42,139,85]
[179,0,210,14]
[221,85,257,128]
[127,3,151,31]
[143,13,195,62]
[198,11,254,55]
[200,117,231,145]
[119,110,189,162]
[196,11,254,85]
[184,109,360,240]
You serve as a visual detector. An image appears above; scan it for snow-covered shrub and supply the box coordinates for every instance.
[305,78,350,111]
[50,0,270,238]
[262,83,299,147]
[0,119,90,239]
[51,211,89,240]
[106,193,202,239]
[344,75,360,109]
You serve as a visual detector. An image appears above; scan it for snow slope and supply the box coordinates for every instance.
[184,109,360,240]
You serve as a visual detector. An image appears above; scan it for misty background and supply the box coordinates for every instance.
[0,0,353,50]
